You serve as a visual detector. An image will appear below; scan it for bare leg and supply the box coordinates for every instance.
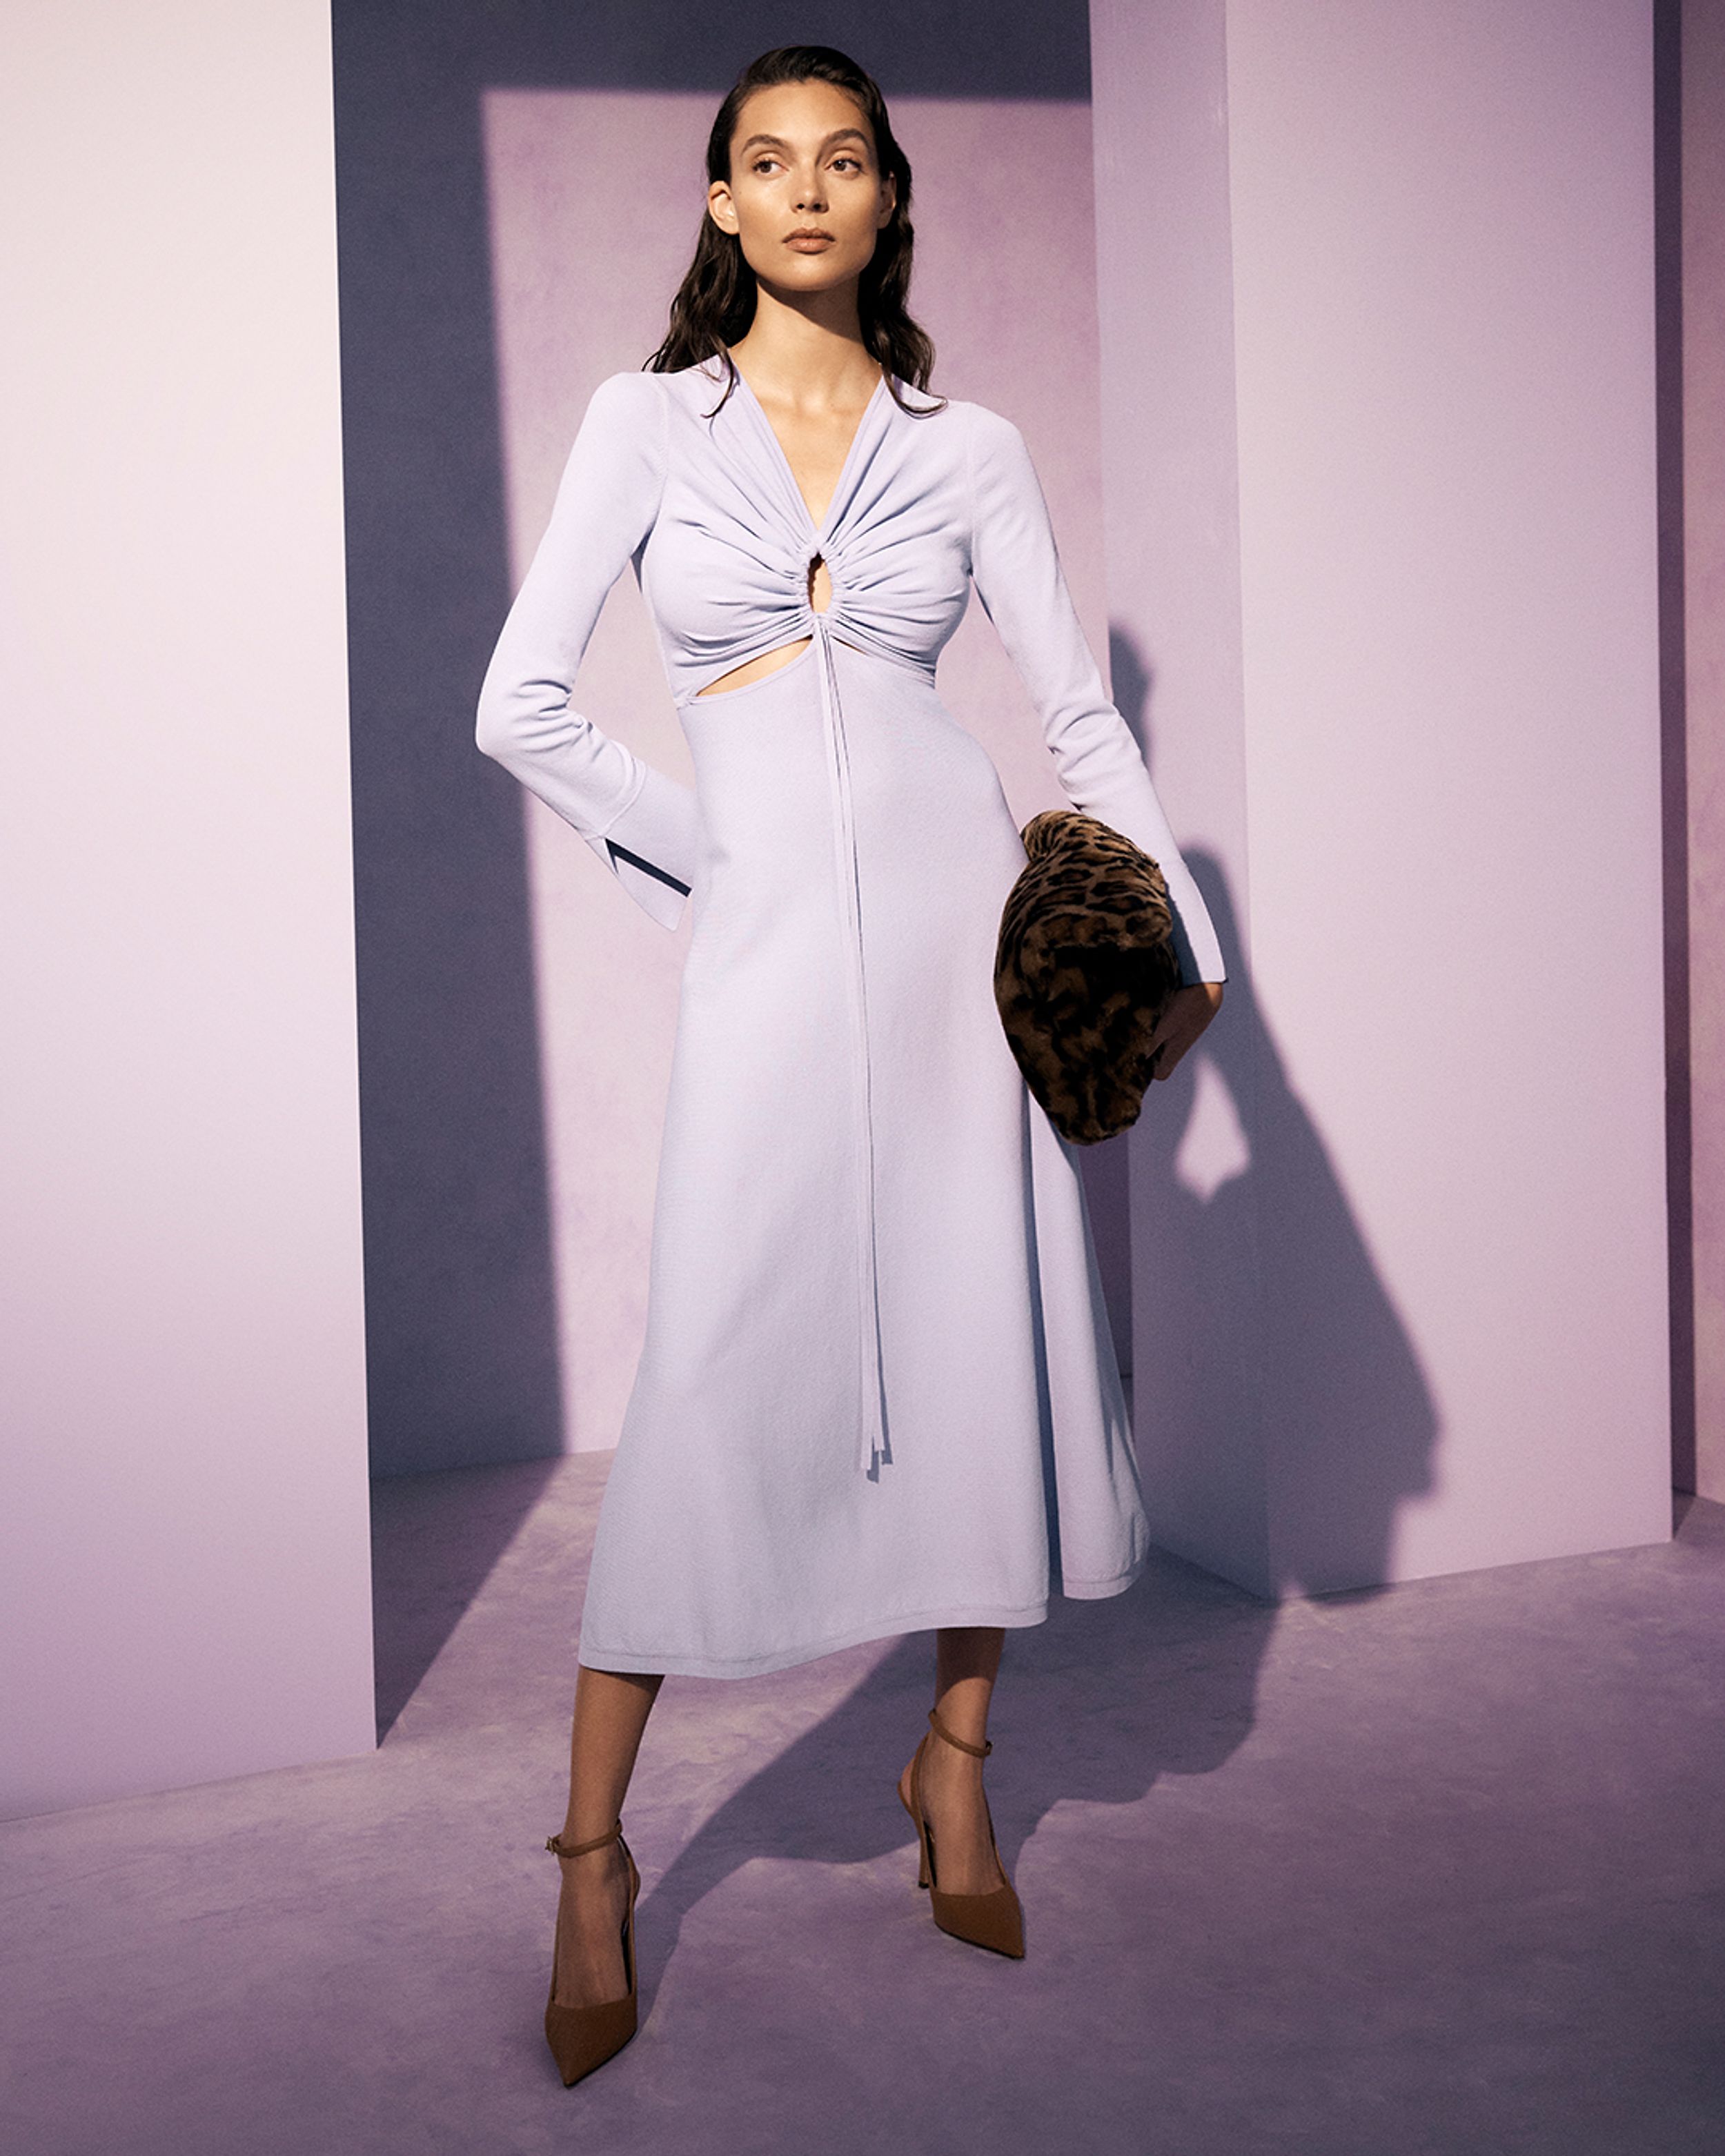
[896,1627,1009,1897]
[551,1664,662,2009]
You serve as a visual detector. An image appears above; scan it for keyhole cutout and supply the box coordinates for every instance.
[808,555,832,615]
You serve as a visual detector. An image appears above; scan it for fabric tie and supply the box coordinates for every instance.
[812,610,889,1475]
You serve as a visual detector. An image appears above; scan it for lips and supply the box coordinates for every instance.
[785,230,835,250]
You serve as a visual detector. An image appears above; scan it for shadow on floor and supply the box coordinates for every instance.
[371,1456,564,1738]
[635,1547,1275,1991]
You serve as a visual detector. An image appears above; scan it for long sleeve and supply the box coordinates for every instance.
[965,408,1226,985]
[475,370,702,929]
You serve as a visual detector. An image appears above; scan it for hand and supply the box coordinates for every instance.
[1147,981,1223,1082]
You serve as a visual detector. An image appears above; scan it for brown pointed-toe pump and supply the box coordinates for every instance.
[543,1819,640,2086]
[898,1706,1026,1959]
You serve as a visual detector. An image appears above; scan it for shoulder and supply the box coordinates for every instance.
[554,372,670,516]
[569,372,671,491]
[927,397,1034,484]
[930,397,1026,451]
[949,398,1018,437]
[581,369,669,428]
[928,399,1039,516]
[883,391,1029,480]
[655,355,736,420]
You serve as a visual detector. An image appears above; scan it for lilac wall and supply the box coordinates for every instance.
[1094,0,1672,1594]
[482,89,1125,1450]
[1684,0,1725,1500]
[0,0,374,1815]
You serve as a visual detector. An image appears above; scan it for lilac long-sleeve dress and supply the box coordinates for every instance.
[477,355,1225,1679]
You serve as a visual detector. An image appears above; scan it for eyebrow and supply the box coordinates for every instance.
[737,128,871,156]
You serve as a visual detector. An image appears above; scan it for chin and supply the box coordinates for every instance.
[756,260,858,298]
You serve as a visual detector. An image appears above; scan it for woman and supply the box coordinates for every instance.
[476,44,1225,2086]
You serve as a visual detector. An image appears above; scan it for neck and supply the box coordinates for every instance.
[728,281,881,410]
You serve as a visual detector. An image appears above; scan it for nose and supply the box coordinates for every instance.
[793,168,828,212]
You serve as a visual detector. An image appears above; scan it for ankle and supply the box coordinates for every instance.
[551,1817,622,1856]
[925,1758,997,1823]
[929,1693,991,1744]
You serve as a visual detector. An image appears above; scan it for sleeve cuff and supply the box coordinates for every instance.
[583,763,704,930]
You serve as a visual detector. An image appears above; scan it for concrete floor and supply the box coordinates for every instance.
[3,1458,1723,2155]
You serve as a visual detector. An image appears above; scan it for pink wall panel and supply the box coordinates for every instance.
[1094,0,1670,1594]
[1227,0,1669,1579]
[1,0,373,1817]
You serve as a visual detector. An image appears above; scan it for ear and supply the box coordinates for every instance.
[876,172,897,230]
[707,179,738,236]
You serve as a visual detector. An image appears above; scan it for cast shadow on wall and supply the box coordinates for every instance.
[1110,629,1439,1597]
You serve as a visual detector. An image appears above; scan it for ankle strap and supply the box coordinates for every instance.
[927,1706,992,1759]
[546,1821,621,1858]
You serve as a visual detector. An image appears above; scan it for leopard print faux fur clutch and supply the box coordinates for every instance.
[993,810,1182,1146]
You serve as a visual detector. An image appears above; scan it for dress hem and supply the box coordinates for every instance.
[577,1556,1146,1681]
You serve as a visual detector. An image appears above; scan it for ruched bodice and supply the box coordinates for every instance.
[474,357,1226,1680]
[643,367,972,700]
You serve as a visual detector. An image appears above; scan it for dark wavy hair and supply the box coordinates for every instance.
[644,46,944,416]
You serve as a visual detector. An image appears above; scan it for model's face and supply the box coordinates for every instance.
[707,79,896,298]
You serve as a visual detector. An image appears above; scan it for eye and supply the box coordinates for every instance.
[831,155,862,172]
[750,155,782,176]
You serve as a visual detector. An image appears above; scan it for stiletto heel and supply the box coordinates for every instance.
[543,1820,640,2086]
[897,1706,1025,1958]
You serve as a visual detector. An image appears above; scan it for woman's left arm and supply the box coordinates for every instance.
[965,406,1223,1075]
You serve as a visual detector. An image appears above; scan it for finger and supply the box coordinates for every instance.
[1149,1027,1192,1081]
[1147,986,1217,1081]
[1145,1006,1184,1058]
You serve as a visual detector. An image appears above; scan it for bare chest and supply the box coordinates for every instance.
[754,399,873,531]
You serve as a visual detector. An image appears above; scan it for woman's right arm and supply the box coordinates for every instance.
[476,370,701,929]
